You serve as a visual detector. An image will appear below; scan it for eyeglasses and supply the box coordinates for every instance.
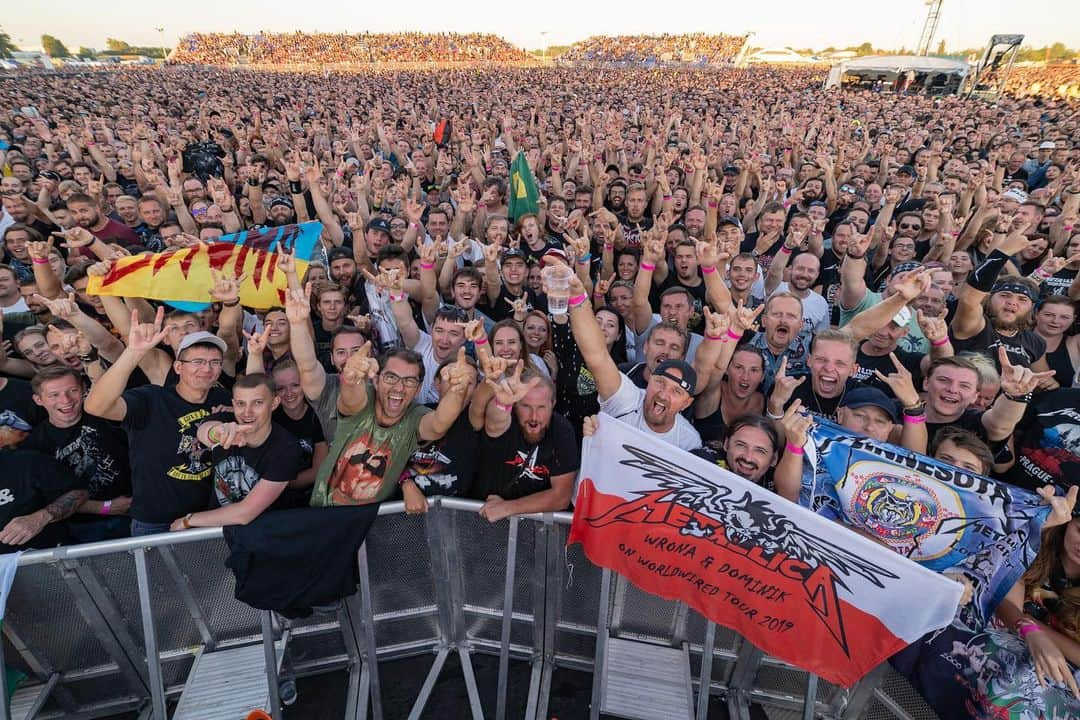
[898,223,922,231]
[179,359,224,369]
[379,371,420,389]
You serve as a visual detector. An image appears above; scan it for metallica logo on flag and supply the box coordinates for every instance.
[569,415,962,687]
[802,419,1048,626]
[87,222,322,311]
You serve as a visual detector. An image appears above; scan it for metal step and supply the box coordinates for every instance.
[599,637,694,720]
[173,642,282,720]
[10,681,52,720]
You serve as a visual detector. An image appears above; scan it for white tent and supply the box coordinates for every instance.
[824,55,969,89]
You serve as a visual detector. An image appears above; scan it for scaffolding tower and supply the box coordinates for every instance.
[916,0,944,56]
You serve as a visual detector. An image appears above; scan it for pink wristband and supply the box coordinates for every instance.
[603,244,614,252]
[493,401,512,413]
[726,328,742,341]
[706,333,724,341]
[779,246,793,255]
[785,442,805,456]
[32,257,49,265]
[567,293,588,308]
[1019,622,1042,638]
[707,201,718,208]
[701,265,717,275]
[903,414,926,425]
[100,500,112,516]
[1036,268,1053,279]
[931,336,950,347]
[640,262,656,272]
[473,337,487,346]
[388,293,405,303]
[420,262,435,270]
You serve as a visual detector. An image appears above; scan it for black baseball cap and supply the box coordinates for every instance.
[327,247,352,263]
[897,164,917,177]
[717,215,741,228]
[366,217,392,236]
[502,248,527,262]
[840,386,898,423]
[653,359,697,396]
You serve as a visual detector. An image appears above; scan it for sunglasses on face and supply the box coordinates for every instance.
[899,223,922,231]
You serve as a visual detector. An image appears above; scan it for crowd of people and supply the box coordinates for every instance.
[2,57,1080,713]
[561,33,749,65]
[1007,65,1080,100]
[170,32,532,65]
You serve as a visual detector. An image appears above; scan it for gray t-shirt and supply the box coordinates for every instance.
[313,373,342,445]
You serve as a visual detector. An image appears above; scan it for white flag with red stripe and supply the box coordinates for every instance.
[568,414,963,687]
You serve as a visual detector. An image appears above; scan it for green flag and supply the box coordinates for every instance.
[508,151,540,221]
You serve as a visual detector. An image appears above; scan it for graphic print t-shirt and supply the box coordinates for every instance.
[0,448,84,551]
[310,385,430,507]
[0,378,45,448]
[120,384,231,523]
[475,412,580,501]
[1007,388,1080,492]
[23,414,131,501]
[206,416,303,507]
[402,409,478,498]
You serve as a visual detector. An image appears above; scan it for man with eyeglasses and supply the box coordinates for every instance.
[85,314,231,536]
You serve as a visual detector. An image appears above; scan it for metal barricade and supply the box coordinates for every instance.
[0,499,938,720]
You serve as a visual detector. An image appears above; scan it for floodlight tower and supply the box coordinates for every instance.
[916,0,943,55]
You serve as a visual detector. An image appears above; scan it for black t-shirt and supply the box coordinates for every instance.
[23,414,131,502]
[487,285,548,323]
[852,348,924,400]
[474,412,580,502]
[312,323,337,373]
[789,380,849,422]
[271,404,326,508]
[950,324,1046,372]
[618,215,654,248]
[655,277,708,333]
[0,448,84,552]
[1007,388,1080,492]
[402,408,478,498]
[926,408,1013,467]
[1041,268,1078,298]
[119,384,231,523]
[553,320,601,439]
[816,249,845,326]
[0,378,45,448]
[618,362,648,389]
[522,240,560,268]
[206,416,303,509]
[741,233,797,278]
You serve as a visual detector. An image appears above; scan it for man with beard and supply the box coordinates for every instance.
[617,183,654,248]
[135,196,169,252]
[326,247,358,295]
[951,224,1052,374]
[477,364,578,522]
[567,274,700,451]
[687,414,779,490]
[764,231,828,334]
[314,345,471,507]
[618,321,688,389]
[390,279,468,404]
[63,194,138,259]
[651,240,707,334]
[741,203,789,278]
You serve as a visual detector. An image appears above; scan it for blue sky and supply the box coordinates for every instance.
[6,0,1078,54]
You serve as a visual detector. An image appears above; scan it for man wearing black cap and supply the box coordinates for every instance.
[484,246,547,322]
[267,196,296,227]
[950,225,1051,374]
[567,276,700,451]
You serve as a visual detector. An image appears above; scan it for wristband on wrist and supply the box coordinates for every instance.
[701,265,717,275]
[726,328,743,341]
[707,201,718,208]
[1004,390,1032,404]
[550,167,561,173]
[779,246,793,255]
[388,292,406,303]
[640,262,656,272]
[1018,622,1042,639]
[493,401,513,413]
[1036,268,1053,279]
[419,262,435,270]
[222,299,240,308]
[289,181,303,194]
[100,500,112,516]
[931,336,950,347]
[785,442,805,455]
[86,142,96,147]
[79,347,99,364]
[473,337,488,346]
[1065,225,1075,232]
[568,293,588,308]
[208,425,221,445]
[248,178,259,187]
[31,257,49,265]
[706,332,725,341]
[577,253,592,264]
[662,195,673,201]
[410,222,421,229]
[903,414,927,425]
[766,409,784,420]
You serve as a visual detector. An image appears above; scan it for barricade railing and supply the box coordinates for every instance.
[0,498,937,720]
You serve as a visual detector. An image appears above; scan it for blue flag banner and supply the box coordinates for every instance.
[802,420,1048,625]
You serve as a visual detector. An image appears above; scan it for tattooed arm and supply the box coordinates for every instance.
[0,489,89,546]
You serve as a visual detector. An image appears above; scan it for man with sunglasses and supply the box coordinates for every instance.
[86,314,231,536]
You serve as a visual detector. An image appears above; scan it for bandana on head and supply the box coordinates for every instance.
[991,281,1038,302]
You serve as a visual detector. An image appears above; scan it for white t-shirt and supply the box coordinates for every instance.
[599,374,702,452]
[772,283,830,334]
[412,332,445,404]
[633,314,703,365]
[0,297,30,315]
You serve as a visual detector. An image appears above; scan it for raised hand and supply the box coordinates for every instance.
[209,268,247,305]
[341,341,378,386]
[916,309,948,345]
[780,400,813,448]
[998,346,1055,398]
[770,355,806,408]
[54,227,96,251]
[243,327,269,357]
[892,268,932,303]
[505,295,528,318]
[212,422,254,450]
[459,318,487,345]
[701,305,730,339]
[1037,485,1079,529]
[873,353,920,408]
[731,300,764,336]
[846,231,871,259]
[442,346,474,396]
[127,306,169,354]
[582,415,599,438]
[346,311,371,333]
[32,292,81,320]
[487,359,541,407]
[284,282,313,324]
[27,234,54,263]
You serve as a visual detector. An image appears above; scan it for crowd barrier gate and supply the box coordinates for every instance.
[0,498,939,720]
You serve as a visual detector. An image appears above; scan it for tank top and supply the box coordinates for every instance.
[1045,340,1076,389]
